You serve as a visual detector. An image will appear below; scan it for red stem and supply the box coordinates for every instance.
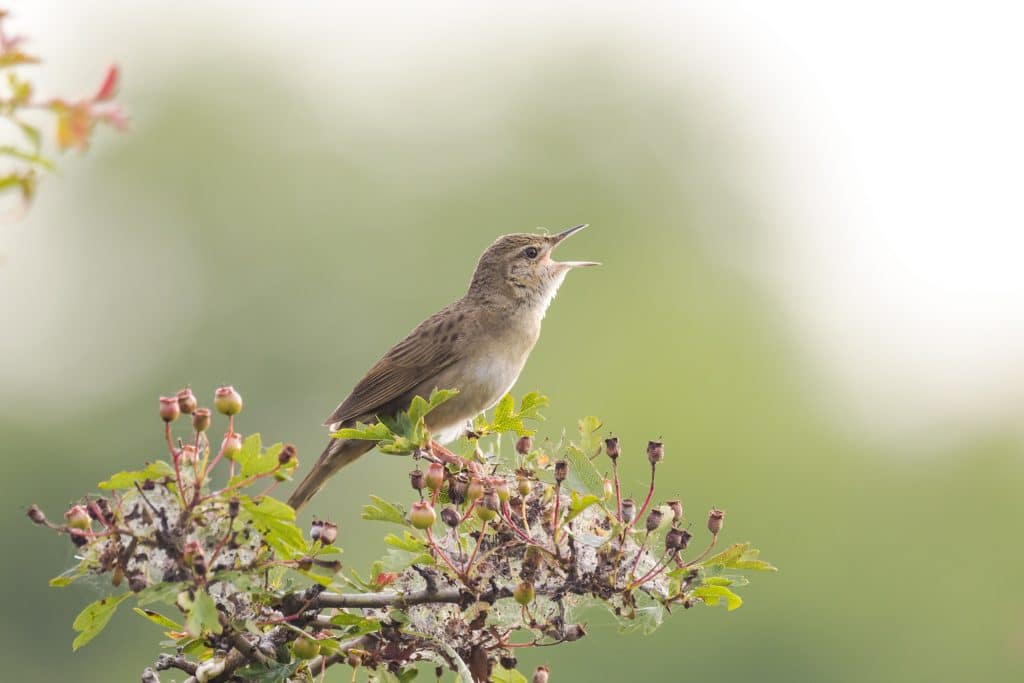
[627,532,650,581]
[627,464,657,534]
[613,459,623,522]
[630,549,678,589]
[426,527,464,579]
[463,520,488,577]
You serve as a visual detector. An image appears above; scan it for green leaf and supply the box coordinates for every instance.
[50,565,87,587]
[72,593,131,651]
[240,438,283,479]
[361,495,410,527]
[491,666,529,683]
[329,612,382,636]
[701,542,777,572]
[692,584,743,611]
[384,531,429,553]
[333,422,395,442]
[577,415,603,458]
[186,588,223,637]
[564,491,601,524]
[240,496,307,558]
[479,393,549,436]
[133,607,182,631]
[98,460,175,490]
[562,444,605,498]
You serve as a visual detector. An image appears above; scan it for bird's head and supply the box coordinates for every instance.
[468,224,599,311]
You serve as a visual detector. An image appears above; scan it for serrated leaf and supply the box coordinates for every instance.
[564,491,601,524]
[362,495,410,527]
[237,437,283,479]
[186,588,222,637]
[384,532,429,553]
[50,565,87,587]
[562,444,605,498]
[329,612,382,636]
[98,460,174,490]
[332,422,395,442]
[577,415,603,458]
[701,542,777,572]
[692,584,743,611]
[133,607,182,630]
[72,593,130,650]
[240,496,307,557]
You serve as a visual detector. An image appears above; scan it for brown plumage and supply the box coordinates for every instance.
[287,225,598,511]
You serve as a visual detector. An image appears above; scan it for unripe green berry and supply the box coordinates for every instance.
[517,474,532,497]
[409,501,436,529]
[493,478,510,503]
[221,432,243,460]
[467,477,485,502]
[602,478,614,500]
[64,504,91,530]
[292,635,320,660]
[425,462,445,491]
[214,385,243,416]
[513,580,535,605]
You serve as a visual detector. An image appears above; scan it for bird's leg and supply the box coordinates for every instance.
[429,440,462,466]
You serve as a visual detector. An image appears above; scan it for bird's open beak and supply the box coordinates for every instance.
[551,224,601,268]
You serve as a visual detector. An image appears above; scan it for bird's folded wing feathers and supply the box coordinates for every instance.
[323,307,466,427]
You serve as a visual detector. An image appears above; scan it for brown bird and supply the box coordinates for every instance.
[287,225,598,511]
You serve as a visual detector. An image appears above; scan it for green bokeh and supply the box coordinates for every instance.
[3,51,1022,682]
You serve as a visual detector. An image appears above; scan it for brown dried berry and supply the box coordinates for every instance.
[516,435,533,455]
[26,505,47,525]
[621,498,636,524]
[319,521,338,545]
[191,408,211,433]
[666,499,683,525]
[647,440,664,465]
[554,460,568,483]
[278,444,296,465]
[604,436,620,460]
[176,387,197,414]
[708,508,725,535]
[440,505,461,528]
[409,468,426,492]
[645,508,664,533]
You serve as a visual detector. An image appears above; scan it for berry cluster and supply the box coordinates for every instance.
[29,388,774,683]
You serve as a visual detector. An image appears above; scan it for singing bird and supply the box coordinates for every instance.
[287,225,598,511]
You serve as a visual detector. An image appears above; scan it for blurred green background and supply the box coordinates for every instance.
[2,3,1023,681]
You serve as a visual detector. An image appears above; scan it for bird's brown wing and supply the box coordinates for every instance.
[323,305,467,427]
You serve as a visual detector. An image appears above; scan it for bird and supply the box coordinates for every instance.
[287,224,599,511]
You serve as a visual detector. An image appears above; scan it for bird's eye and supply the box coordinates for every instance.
[522,246,539,259]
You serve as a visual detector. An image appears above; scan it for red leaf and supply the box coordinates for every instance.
[93,64,119,101]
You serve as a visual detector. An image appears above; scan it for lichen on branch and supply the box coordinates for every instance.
[28,385,775,683]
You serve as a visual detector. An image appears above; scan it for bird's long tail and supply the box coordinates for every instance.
[287,437,374,511]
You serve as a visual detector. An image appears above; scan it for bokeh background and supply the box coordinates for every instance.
[3,2,1023,681]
